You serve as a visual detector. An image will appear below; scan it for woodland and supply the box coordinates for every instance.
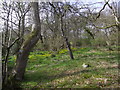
[1,0,120,89]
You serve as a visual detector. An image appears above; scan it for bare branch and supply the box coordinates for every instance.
[96,0,110,19]
[0,16,18,26]
[93,24,117,29]
[8,37,20,49]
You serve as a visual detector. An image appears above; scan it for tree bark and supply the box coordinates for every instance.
[60,14,74,60]
[14,2,41,80]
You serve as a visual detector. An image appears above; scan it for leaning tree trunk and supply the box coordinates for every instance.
[14,2,41,80]
[60,14,74,60]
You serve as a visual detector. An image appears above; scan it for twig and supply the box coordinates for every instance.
[96,0,110,19]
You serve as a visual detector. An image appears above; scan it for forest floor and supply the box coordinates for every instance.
[8,47,119,89]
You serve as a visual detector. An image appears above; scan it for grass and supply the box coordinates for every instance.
[8,47,119,88]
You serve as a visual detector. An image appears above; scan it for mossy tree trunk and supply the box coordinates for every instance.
[14,2,41,80]
[117,3,120,84]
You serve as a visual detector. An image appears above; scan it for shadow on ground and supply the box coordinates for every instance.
[22,64,118,88]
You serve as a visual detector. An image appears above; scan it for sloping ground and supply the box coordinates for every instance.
[8,47,119,88]
[0,61,2,90]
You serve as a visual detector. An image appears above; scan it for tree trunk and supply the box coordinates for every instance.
[117,2,120,84]
[60,14,74,60]
[14,2,41,80]
[0,32,2,89]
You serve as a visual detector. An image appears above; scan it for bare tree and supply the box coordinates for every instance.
[1,2,21,84]
[1,2,31,84]
[49,2,74,59]
[14,2,41,80]
[11,2,31,54]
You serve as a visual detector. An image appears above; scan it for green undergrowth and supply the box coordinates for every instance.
[8,47,119,88]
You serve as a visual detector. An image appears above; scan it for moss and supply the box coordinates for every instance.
[21,29,38,50]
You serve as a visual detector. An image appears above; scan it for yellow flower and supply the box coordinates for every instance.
[59,49,68,54]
